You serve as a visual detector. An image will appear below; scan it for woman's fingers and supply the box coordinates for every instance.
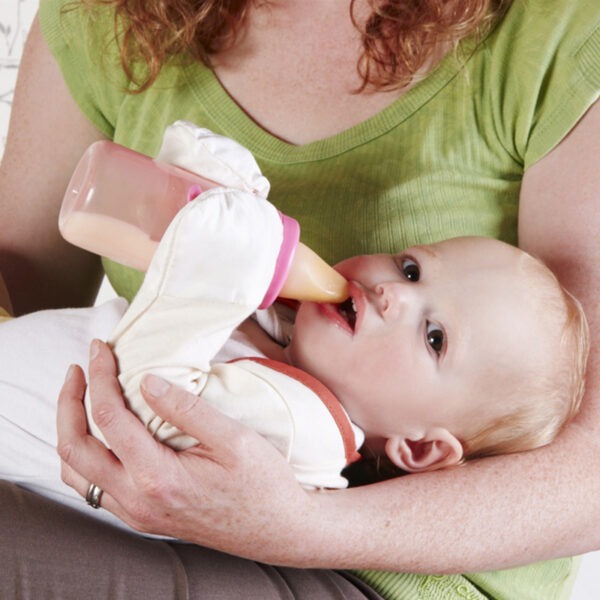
[56,361,116,479]
[59,455,128,522]
[87,338,120,401]
[56,363,87,438]
[72,341,202,533]
[56,359,128,520]
[85,340,168,468]
[140,373,258,461]
[87,340,260,470]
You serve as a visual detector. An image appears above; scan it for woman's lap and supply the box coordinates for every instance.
[0,481,383,600]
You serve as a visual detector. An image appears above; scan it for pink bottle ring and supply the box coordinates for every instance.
[259,212,300,309]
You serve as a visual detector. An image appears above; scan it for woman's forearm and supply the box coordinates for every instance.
[58,337,600,573]
[278,423,600,572]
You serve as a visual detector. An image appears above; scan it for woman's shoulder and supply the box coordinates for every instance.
[38,0,130,139]
[488,0,600,74]
[484,0,599,76]
[479,0,600,168]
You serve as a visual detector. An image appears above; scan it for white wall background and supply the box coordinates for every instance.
[0,2,598,598]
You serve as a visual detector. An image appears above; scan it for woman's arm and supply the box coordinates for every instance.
[58,343,596,573]
[57,101,600,573]
[0,14,106,315]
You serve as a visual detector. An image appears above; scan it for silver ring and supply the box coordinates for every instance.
[85,482,103,509]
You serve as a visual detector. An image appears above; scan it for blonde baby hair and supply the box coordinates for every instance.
[461,252,589,461]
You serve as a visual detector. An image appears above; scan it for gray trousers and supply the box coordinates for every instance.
[0,481,384,599]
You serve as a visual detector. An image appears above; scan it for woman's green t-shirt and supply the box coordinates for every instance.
[40,0,600,597]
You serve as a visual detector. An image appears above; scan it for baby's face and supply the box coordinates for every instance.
[285,237,549,442]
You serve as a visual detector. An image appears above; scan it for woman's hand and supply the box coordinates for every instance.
[57,340,320,565]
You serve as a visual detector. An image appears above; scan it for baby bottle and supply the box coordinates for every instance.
[59,140,349,306]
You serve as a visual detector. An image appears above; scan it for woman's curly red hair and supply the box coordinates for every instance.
[353,0,510,90]
[76,0,510,92]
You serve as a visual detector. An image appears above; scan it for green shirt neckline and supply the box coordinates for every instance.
[182,38,480,163]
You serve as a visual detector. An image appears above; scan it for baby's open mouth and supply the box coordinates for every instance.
[337,297,357,331]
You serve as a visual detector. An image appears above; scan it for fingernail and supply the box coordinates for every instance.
[90,339,101,360]
[64,364,77,383]
[142,374,171,398]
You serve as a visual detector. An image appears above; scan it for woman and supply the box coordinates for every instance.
[1,0,599,597]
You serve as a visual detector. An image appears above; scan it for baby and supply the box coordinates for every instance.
[0,141,589,513]
[91,189,587,489]
[0,189,589,507]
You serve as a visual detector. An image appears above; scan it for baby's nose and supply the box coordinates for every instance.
[374,281,416,319]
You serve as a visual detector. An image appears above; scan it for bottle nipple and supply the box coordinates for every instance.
[259,212,348,308]
[279,242,349,303]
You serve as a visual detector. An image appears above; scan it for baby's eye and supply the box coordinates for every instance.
[401,258,420,282]
[426,322,445,356]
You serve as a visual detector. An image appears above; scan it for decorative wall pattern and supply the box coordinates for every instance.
[0,0,37,156]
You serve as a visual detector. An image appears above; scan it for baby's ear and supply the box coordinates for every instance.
[385,428,463,473]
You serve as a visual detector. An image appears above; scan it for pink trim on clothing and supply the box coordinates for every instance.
[233,357,361,464]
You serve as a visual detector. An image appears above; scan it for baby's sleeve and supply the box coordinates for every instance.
[86,189,284,446]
